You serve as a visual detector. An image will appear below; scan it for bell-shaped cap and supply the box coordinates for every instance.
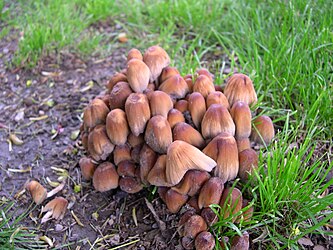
[188,92,206,129]
[148,90,173,118]
[126,59,150,93]
[106,109,130,145]
[251,115,275,145]
[88,125,114,161]
[93,162,119,192]
[159,74,189,100]
[173,122,205,149]
[230,101,252,139]
[83,98,109,130]
[143,45,170,82]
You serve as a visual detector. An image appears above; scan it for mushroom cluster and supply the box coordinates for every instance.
[79,46,275,250]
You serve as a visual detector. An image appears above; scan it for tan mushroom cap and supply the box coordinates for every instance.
[144,115,173,154]
[159,74,189,99]
[119,176,143,194]
[171,170,210,196]
[79,157,96,180]
[139,144,158,185]
[113,144,131,166]
[198,177,224,209]
[88,125,114,161]
[106,72,127,92]
[106,109,130,145]
[147,155,172,187]
[224,73,257,107]
[41,197,68,223]
[126,59,150,93]
[83,98,109,130]
[127,48,143,61]
[193,75,215,98]
[167,108,185,129]
[93,162,119,192]
[238,148,258,181]
[230,101,252,139]
[148,90,173,118]
[125,93,151,136]
[117,160,136,177]
[182,215,207,238]
[173,122,205,149]
[175,99,188,113]
[195,231,216,250]
[159,66,180,83]
[195,68,214,82]
[165,140,216,186]
[201,207,218,226]
[26,180,47,205]
[188,92,206,129]
[143,45,170,82]
[230,231,250,250]
[251,115,275,145]
[236,137,251,153]
[219,187,243,222]
[109,81,133,110]
[206,91,229,109]
[164,188,188,213]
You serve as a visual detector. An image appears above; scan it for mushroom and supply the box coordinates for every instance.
[173,122,205,149]
[127,48,143,61]
[188,92,206,129]
[159,74,189,100]
[117,160,136,177]
[187,195,201,213]
[126,59,150,93]
[109,81,133,110]
[147,155,172,187]
[201,207,218,226]
[192,75,215,98]
[175,100,188,113]
[195,231,216,250]
[236,137,251,153]
[238,148,258,181]
[224,73,257,107]
[119,176,143,194]
[41,197,68,224]
[198,177,224,209]
[130,144,143,164]
[214,85,223,92]
[106,109,130,145]
[106,72,127,92]
[171,170,210,196]
[201,104,235,139]
[125,93,151,136]
[184,76,194,92]
[93,162,119,192]
[182,214,207,238]
[195,68,214,82]
[139,144,158,185]
[26,180,47,205]
[144,115,172,154]
[165,140,216,186]
[143,45,170,83]
[79,157,96,180]
[159,66,180,83]
[87,125,114,161]
[230,101,252,139]
[113,144,132,165]
[164,188,188,213]
[219,187,243,222]
[230,231,250,250]
[83,98,109,130]
[148,90,173,118]
[127,133,144,148]
[167,108,185,129]
[251,115,275,145]
[206,91,229,109]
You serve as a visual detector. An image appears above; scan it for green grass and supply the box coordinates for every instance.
[1,0,332,248]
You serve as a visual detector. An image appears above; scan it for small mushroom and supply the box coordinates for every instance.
[113,144,132,165]
[79,157,96,180]
[195,68,214,82]
[125,93,151,136]
[159,74,189,100]
[167,108,185,129]
[106,72,127,92]
[172,170,210,196]
[159,66,180,84]
[187,196,201,213]
[188,92,206,129]
[192,75,215,98]
[165,140,216,186]
[117,160,136,177]
[201,104,235,139]
[88,125,114,161]
[106,109,130,145]
[126,59,150,93]
[195,231,216,250]
[127,48,143,61]
[131,144,143,163]
[109,81,133,110]
[175,100,188,113]
[198,177,224,209]
[119,176,143,194]
[206,91,229,109]
[236,137,251,153]
[93,162,119,192]
[224,73,257,107]
[83,98,109,130]
[127,133,144,148]
[41,197,68,223]
[144,115,172,154]
[230,231,250,250]
[219,187,243,222]
[139,144,158,185]
[251,115,275,145]
[147,155,171,187]
[26,180,47,205]
[184,76,194,93]
[164,188,188,213]
[238,148,258,181]
[143,45,170,83]
[148,90,173,118]
[230,101,252,139]
[173,122,205,149]
[183,214,207,238]
[201,207,218,226]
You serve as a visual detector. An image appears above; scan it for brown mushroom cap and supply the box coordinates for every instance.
[175,99,188,113]
[106,109,130,145]
[230,231,250,250]
[119,176,143,194]
[143,45,170,82]
[183,215,208,238]
[139,144,158,185]
[188,92,206,129]
[79,157,96,180]
[167,108,185,129]
[173,122,205,149]
[238,148,258,181]
[109,81,133,110]
[165,140,216,186]
[88,125,114,161]
[159,74,189,99]
[127,133,144,148]
[148,90,173,118]
[126,59,150,93]
[219,187,243,222]
[206,91,229,109]
[159,66,180,83]
[93,162,119,192]
[171,170,210,196]
[164,188,188,213]
[236,137,251,153]
[201,207,218,226]
[106,72,127,92]
[195,231,216,250]
[224,73,257,107]
[192,75,215,98]
[198,177,224,209]
[113,144,132,166]
[26,180,47,205]
[147,155,171,187]
[144,115,173,154]
[83,98,109,130]
[196,68,214,82]
[117,160,136,177]
[251,115,275,145]
[201,104,235,139]
[125,93,151,136]
[230,101,252,139]
[127,48,143,61]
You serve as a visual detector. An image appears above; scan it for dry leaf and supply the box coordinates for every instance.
[41,197,68,223]
[297,237,314,246]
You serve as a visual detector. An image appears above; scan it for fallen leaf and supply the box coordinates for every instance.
[39,235,53,247]
[41,197,68,223]
[9,133,24,145]
[297,237,314,246]
[70,130,80,140]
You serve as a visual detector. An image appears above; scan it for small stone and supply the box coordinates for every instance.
[55,224,63,231]
[14,110,25,122]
